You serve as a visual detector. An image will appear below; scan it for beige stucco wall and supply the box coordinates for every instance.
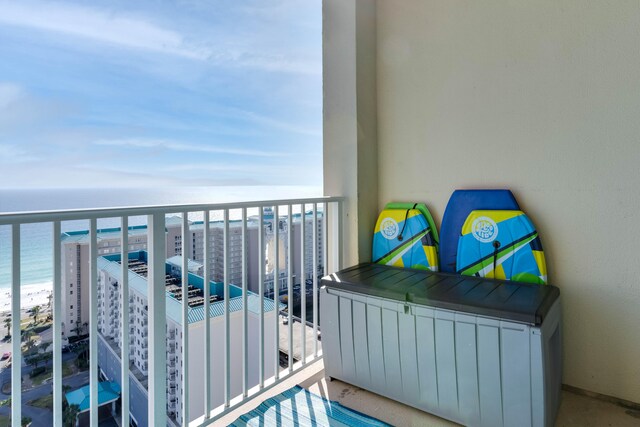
[374,0,640,403]
[323,0,379,267]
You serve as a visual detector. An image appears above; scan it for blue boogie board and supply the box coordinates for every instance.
[456,210,547,284]
[440,189,519,272]
[372,203,439,271]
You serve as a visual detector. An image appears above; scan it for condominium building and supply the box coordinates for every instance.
[61,211,324,338]
[61,225,152,337]
[96,251,279,425]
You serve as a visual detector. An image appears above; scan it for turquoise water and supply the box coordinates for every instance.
[0,186,320,289]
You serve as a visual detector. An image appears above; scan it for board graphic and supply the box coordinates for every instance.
[440,189,519,272]
[456,210,547,284]
[372,203,439,271]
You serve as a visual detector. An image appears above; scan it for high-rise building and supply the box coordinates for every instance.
[60,212,324,338]
[96,251,279,425]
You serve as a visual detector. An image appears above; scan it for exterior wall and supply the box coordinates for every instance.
[166,224,182,259]
[186,310,277,423]
[323,0,379,267]
[62,233,150,337]
[61,243,88,337]
[96,257,278,423]
[242,216,324,295]
[98,334,149,427]
[372,0,640,403]
[62,215,324,335]
[97,260,183,421]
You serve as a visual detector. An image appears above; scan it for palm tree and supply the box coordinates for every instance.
[47,291,53,309]
[3,317,11,338]
[63,403,80,427]
[26,353,44,369]
[40,351,53,370]
[30,305,41,324]
[22,328,35,344]
[75,341,89,362]
[70,326,80,338]
[22,329,36,355]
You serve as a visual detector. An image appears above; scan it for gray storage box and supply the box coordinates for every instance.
[320,264,562,427]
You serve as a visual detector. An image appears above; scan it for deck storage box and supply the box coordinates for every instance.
[320,264,561,427]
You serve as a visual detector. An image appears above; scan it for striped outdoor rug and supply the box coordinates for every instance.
[229,385,392,427]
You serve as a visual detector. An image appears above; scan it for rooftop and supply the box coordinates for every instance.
[61,211,324,243]
[61,224,148,243]
[98,251,280,325]
[65,381,121,413]
[166,255,204,274]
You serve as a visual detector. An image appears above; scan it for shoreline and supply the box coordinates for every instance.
[0,282,53,315]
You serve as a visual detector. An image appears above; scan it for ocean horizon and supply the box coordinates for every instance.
[0,185,322,291]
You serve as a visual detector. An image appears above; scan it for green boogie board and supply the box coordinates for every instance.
[372,202,439,271]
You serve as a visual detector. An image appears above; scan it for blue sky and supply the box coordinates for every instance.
[0,0,322,189]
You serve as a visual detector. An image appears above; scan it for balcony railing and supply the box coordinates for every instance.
[0,196,343,427]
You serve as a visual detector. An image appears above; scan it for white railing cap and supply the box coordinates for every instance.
[0,196,344,225]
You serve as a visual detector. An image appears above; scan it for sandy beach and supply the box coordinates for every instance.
[0,282,53,315]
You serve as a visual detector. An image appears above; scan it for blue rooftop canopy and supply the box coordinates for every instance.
[65,381,121,413]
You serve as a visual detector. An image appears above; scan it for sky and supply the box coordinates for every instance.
[0,0,322,189]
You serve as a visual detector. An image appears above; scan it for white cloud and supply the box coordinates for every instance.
[0,82,73,131]
[0,144,38,163]
[0,1,320,75]
[0,83,23,109]
[228,108,322,137]
[0,1,207,59]
[93,138,288,157]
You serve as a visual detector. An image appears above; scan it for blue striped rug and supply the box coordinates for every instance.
[229,385,392,427]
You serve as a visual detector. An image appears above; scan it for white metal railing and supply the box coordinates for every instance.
[0,196,343,427]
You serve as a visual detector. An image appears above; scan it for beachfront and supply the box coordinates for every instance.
[1,283,53,328]
[1,283,52,313]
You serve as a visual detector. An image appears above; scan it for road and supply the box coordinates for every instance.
[0,370,90,426]
[0,332,88,427]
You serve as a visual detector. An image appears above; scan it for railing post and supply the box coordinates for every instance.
[53,221,63,427]
[223,209,230,406]
[120,216,130,427]
[11,225,21,427]
[287,205,293,372]
[241,208,249,397]
[312,204,318,357]
[180,213,190,425]
[89,219,98,426]
[273,205,280,379]
[147,213,167,427]
[300,204,306,364]
[323,203,328,277]
[203,210,211,418]
[258,207,265,387]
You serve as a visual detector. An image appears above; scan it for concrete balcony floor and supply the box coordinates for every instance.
[217,359,640,426]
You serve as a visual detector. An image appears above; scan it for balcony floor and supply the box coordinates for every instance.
[217,359,640,426]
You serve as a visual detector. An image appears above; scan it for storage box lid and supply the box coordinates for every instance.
[321,263,560,325]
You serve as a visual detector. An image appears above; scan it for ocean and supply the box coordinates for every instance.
[0,186,321,290]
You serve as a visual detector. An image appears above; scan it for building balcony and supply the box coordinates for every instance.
[2,190,632,427]
[4,0,639,414]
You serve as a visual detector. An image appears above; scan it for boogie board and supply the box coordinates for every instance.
[372,203,439,271]
[440,189,519,272]
[456,210,547,284]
